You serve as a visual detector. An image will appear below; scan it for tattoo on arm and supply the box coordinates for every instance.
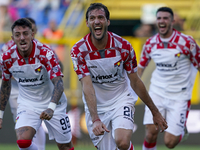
[51,76,64,104]
[0,79,11,111]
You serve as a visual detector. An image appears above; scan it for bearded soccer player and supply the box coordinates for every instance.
[70,3,168,150]
[137,7,200,149]
[0,18,74,150]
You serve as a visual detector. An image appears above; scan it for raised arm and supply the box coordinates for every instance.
[0,79,11,129]
[80,75,109,135]
[127,72,168,132]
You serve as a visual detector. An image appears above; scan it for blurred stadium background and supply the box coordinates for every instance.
[0,0,199,148]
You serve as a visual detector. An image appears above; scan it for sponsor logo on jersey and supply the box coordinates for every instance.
[91,136,99,141]
[13,71,24,73]
[156,62,177,67]
[91,72,118,83]
[19,77,38,83]
[88,65,97,68]
[92,74,113,80]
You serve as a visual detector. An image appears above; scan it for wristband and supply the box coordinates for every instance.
[93,119,101,123]
[47,102,57,111]
[0,110,4,119]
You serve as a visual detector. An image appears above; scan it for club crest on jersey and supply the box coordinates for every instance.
[35,66,42,73]
[114,59,122,67]
[175,52,182,58]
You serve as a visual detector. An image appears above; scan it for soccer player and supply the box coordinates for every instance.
[0,17,47,150]
[137,7,200,149]
[70,3,168,150]
[0,18,74,150]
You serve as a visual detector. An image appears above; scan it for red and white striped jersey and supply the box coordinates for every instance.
[71,32,138,112]
[139,29,200,100]
[0,40,67,113]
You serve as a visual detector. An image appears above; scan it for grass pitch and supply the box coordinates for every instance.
[0,144,199,150]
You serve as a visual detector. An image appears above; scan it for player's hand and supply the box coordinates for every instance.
[153,112,168,132]
[40,108,54,120]
[92,120,110,136]
[0,118,2,129]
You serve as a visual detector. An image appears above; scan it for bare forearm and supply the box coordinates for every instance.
[83,87,99,122]
[81,76,99,122]
[0,80,11,111]
[131,77,159,115]
[137,67,145,78]
[51,76,64,104]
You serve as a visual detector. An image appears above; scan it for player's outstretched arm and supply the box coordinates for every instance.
[128,72,168,132]
[80,76,109,136]
[0,79,11,129]
[40,76,64,120]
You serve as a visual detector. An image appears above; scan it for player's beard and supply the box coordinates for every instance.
[89,26,107,41]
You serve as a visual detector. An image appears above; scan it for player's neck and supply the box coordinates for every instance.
[18,43,33,58]
[91,34,108,50]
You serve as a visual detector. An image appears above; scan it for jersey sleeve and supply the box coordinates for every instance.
[0,52,12,81]
[186,37,200,68]
[123,43,137,74]
[40,47,63,80]
[70,45,90,80]
[138,41,152,68]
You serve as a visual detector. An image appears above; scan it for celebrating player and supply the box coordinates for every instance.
[138,7,200,149]
[70,3,168,150]
[0,18,74,150]
[0,17,47,150]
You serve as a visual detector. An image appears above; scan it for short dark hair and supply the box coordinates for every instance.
[26,17,36,25]
[11,18,32,32]
[86,3,110,21]
[156,7,174,19]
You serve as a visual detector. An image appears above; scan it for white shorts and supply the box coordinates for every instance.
[8,78,19,122]
[143,92,190,136]
[86,103,135,149]
[15,107,72,144]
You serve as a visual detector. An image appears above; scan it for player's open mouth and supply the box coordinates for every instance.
[94,27,102,35]
[20,43,27,49]
[159,24,166,32]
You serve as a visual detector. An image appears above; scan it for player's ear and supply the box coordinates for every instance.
[107,20,110,26]
[86,20,89,27]
[11,35,14,41]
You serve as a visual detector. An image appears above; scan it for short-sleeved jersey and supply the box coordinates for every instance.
[0,40,66,113]
[71,32,138,113]
[0,40,15,54]
[139,29,200,100]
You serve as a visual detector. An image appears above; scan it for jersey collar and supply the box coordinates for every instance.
[157,29,177,43]
[87,31,111,51]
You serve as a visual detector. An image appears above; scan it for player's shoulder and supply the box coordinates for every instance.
[109,32,133,51]
[145,33,158,46]
[34,40,54,53]
[1,44,17,60]
[178,31,196,43]
[34,40,56,60]
[71,34,90,55]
